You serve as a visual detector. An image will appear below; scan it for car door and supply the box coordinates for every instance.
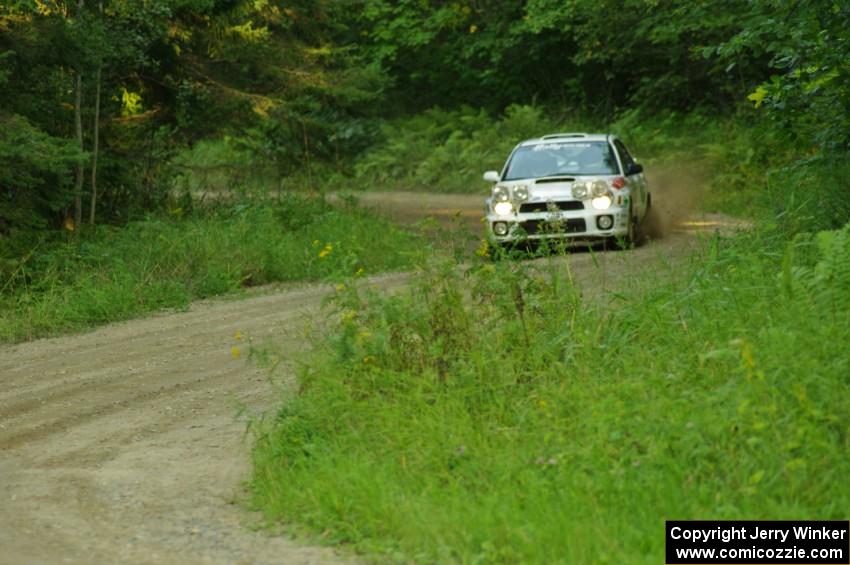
[613,139,647,218]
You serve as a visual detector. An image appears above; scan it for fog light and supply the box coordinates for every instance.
[597,215,614,230]
[493,222,509,236]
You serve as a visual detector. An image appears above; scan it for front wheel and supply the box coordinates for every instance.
[618,204,643,249]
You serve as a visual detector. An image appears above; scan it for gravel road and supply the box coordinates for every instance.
[0,189,743,564]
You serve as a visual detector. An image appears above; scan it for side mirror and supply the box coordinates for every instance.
[483,171,500,183]
[625,163,644,176]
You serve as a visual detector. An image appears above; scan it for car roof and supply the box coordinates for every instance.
[517,133,613,147]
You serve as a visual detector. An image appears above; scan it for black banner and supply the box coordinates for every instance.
[666,521,849,564]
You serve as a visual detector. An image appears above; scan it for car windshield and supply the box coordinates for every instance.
[503,141,619,180]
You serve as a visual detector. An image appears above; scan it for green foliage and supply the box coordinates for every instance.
[357,0,768,115]
[251,220,850,562]
[0,0,387,234]
[350,105,592,193]
[169,137,273,196]
[0,198,420,342]
[0,114,80,240]
[766,157,850,233]
[711,1,850,152]
[788,221,850,313]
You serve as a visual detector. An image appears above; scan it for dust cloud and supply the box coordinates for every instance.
[643,163,709,240]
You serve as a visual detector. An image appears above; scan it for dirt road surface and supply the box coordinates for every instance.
[0,190,744,564]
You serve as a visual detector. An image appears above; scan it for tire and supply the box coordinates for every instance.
[618,203,643,249]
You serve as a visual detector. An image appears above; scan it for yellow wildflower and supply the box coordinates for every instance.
[231,346,241,359]
[340,309,357,324]
[318,243,333,258]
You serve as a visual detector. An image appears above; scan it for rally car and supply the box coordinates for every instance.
[483,133,651,247]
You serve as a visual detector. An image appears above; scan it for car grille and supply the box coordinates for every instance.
[518,201,584,213]
[520,218,586,235]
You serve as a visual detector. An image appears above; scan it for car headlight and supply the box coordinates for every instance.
[591,180,609,197]
[572,181,589,199]
[512,185,529,202]
[591,194,612,210]
[493,201,514,215]
[492,185,510,202]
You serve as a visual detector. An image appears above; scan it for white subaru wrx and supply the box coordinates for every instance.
[483,133,651,247]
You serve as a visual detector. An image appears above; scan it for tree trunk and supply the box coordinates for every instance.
[88,0,102,225]
[302,120,313,191]
[73,0,85,231]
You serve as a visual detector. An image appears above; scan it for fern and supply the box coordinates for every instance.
[791,221,850,312]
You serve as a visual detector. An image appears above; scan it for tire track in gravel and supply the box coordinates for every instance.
[0,301,336,437]
[0,273,409,565]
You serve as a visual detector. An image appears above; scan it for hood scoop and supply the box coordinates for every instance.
[535,177,575,184]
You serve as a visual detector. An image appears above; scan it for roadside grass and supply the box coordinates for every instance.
[250,213,850,562]
[0,197,421,342]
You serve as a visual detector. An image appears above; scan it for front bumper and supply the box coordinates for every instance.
[486,206,630,243]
